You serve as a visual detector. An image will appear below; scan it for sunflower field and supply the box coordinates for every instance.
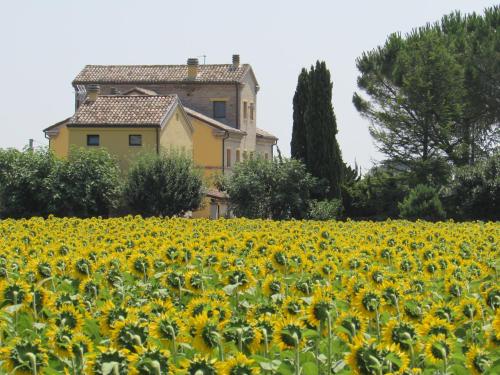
[0,217,498,375]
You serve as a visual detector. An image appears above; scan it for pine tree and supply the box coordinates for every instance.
[304,61,343,199]
[291,68,309,162]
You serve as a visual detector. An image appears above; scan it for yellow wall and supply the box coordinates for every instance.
[189,115,223,181]
[49,124,70,158]
[160,107,193,155]
[67,127,157,170]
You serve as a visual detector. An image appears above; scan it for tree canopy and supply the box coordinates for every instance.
[353,6,499,176]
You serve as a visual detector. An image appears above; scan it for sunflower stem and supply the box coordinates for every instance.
[375,307,381,343]
[327,311,332,374]
[294,334,300,375]
[26,352,37,375]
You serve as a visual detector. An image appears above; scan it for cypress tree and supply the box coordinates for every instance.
[304,61,343,199]
[291,68,309,162]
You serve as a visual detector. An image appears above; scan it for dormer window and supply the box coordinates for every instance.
[213,101,226,119]
[87,134,100,146]
[249,103,254,120]
[243,101,248,119]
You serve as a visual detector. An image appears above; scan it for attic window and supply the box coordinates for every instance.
[87,135,100,146]
[213,101,226,119]
[129,135,142,146]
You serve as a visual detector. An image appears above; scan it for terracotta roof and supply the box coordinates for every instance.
[184,107,246,135]
[43,117,71,132]
[204,188,229,200]
[73,64,251,85]
[69,95,178,127]
[256,128,278,140]
[123,87,158,96]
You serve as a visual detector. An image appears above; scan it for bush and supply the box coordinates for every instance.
[124,152,203,217]
[227,157,316,219]
[0,148,55,218]
[48,147,122,217]
[308,199,343,220]
[398,184,446,221]
[444,153,499,220]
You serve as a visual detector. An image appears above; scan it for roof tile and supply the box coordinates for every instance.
[69,95,177,126]
[73,64,250,84]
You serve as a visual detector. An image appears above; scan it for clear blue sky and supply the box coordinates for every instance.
[0,0,495,170]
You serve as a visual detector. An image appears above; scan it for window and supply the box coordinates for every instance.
[236,150,240,163]
[265,153,269,160]
[87,134,99,146]
[243,101,248,119]
[243,151,248,161]
[213,101,226,119]
[226,149,231,167]
[129,135,142,146]
[249,103,254,120]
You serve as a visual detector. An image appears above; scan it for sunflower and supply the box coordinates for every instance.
[150,312,185,345]
[226,268,255,291]
[306,287,334,329]
[185,270,204,292]
[191,312,224,354]
[87,347,129,375]
[424,334,452,364]
[128,347,171,375]
[418,316,454,339]
[128,253,152,279]
[54,304,84,331]
[262,275,283,297]
[216,353,259,375]
[458,297,483,321]
[353,288,382,317]
[482,286,500,310]
[382,319,417,351]
[335,310,367,343]
[222,318,262,354]
[430,301,458,323]
[273,318,304,350]
[73,257,93,280]
[465,345,491,375]
[181,355,218,375]
[378,343,410,374]
[0,280,30,307]
[282,296,304,318]
[99,301,135,336]
[345,336,382,375]
[0,339,48,375]
[47,325,74,358]
[112,319,149,353]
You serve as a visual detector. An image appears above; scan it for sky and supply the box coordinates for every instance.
[0,0,496,171]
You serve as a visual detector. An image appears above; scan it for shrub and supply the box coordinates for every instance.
[308,199,343,220]
[398,184,446,221]
[48,147,122,217]
[0,148,55,218]
[124,152,203,217]
[227,157,316,219]
[444,153,499,220]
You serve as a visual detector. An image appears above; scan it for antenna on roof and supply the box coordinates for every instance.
[198,54,207,64]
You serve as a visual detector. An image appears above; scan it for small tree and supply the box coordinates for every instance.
[48,147,122,217]
[124,152,203,217]
[445,153,499,221]
[0,148,55,218]
[227,157,316,219]
[308,199,343,221]
[399,184,446,221]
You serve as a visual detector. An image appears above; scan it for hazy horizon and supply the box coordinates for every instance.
[0,0,496,171]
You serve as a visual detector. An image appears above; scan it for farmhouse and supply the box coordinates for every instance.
[43,55,278,218]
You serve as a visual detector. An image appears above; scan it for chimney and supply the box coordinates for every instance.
[232,54,240,68]
[187,58,199,79]
[87,84,100,102]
